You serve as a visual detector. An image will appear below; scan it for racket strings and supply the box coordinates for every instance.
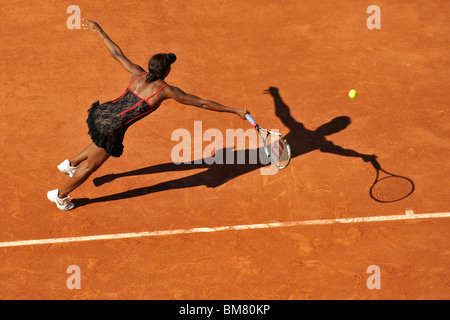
[266,133,291,168]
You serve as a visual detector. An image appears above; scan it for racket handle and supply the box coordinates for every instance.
[246,114,257,127]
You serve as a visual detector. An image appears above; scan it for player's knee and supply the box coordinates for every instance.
[83,160,101,174]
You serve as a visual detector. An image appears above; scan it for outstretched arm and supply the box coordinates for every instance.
[82,19,144,76]
[165,85,248,120]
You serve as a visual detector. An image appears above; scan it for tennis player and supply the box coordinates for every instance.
[47,19,249,210]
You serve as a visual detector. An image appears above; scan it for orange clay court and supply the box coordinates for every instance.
[0,0,449,300]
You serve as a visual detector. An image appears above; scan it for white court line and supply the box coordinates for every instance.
[0,212,449,249]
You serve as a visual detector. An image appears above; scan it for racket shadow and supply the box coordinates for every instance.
[369,158,415,203]
[74,87,381,208]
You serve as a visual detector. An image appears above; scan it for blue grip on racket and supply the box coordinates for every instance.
[246,114,257,127]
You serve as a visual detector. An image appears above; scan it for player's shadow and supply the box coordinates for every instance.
[72,87,376,208]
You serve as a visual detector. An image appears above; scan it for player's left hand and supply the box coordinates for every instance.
[82,18,103,33]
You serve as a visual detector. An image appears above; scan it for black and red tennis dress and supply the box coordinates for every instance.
[87,72,166,157]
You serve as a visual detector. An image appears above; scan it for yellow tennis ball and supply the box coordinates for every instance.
[349,89,357,99]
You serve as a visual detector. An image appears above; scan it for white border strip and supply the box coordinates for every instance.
[1,212,449,248]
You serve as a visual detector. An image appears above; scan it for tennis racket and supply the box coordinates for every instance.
[245,114,291,169]
[369,158,415,203]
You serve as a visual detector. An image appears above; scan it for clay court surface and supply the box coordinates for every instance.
[0,0,449,300]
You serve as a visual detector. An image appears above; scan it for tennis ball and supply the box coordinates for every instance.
[348,89,357,99]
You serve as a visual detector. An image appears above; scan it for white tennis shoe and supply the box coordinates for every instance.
[47,189,75,211]
[57,159,78,177]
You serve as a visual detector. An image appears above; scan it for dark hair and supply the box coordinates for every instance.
[146,53,176,83]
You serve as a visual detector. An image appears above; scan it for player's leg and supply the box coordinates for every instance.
[58,143,110,198]
[57,144,96,178]
[69,143,97,167]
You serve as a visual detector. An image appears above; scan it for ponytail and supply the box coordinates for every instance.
[146,73,160,83]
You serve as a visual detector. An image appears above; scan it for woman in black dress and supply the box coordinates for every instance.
[47,19,249,210]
